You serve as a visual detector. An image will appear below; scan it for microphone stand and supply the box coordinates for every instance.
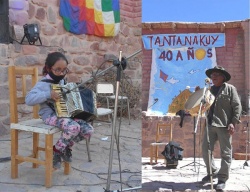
[181,82,214,191]
[104,51,142,192]
[243,121,249,168]
[205,107,214,191]
[198,85,214,191]
[181,85,208,171]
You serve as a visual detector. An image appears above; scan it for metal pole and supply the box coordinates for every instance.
[199,84,214,191]
[105,75,120,191]
[244,121,249,168]
[202,84,214,191]
[194,87,207,134]
[205,112,214,191]
[104,50,142,192]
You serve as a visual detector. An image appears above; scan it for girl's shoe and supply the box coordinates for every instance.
[53,151,62,169]
[61,147,72,163]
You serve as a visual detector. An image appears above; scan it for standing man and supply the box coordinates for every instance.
[201,66,242,190]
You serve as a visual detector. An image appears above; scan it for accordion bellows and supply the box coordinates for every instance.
[51,83,97,121]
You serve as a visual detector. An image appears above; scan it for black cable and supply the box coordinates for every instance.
[9,36,66,53]
[0,167,141,187]
[71,166,139,188]
[0,157,11,162]
[0,135,32,163]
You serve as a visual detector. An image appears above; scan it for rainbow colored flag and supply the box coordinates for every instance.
[59,0,120,37]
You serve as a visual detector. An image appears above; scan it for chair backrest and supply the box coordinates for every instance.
[8,66,39,123]
[156,122,173,143]
[96,83,114,94]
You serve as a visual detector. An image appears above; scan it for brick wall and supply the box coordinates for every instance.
[0,0,142,135]
[142,21,250,158]
[142,115,249,158]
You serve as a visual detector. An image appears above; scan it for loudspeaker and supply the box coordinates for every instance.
[0,0,9,44]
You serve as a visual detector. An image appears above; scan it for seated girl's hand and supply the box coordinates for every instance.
[51,90,61,101]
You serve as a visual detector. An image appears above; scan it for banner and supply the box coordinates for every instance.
[147,47,217,116]
[60,0,120,37]
[142,33,225,49]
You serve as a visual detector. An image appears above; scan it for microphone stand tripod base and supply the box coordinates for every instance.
[180,116,205,172]
[243,161,249,167]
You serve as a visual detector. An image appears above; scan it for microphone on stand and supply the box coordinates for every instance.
[205,78,211,84]
[113,57,127,70]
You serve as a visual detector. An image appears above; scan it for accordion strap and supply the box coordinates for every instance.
[40,78,67,84]
[41,79,56,83]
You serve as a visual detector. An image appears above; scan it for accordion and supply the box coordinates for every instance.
[51,82,97,121]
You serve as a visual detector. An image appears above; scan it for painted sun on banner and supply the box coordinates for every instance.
[60,0,120,37]
[142,33,225,116]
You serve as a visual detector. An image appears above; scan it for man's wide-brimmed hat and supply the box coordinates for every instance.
[205,66,231,82]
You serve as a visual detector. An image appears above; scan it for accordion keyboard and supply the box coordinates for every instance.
[51,85,70,117]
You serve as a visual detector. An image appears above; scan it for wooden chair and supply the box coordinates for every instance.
[150,122,173,165]
[8,66,72,188]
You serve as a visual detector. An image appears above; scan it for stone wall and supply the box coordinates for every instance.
[0,0,142,135]
[141,21,250,158]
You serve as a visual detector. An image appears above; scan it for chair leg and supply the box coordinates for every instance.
[11,129,18,179]
[108,114,113,129]
[150,145,153,165]
[86,138,91,162]
[64,162,71,175]
[106,98,111,122]
[155,145,158,163]
[32,132,39,168]
[45,134,53,188]
[127,99,131,125]
[106,97,110,109]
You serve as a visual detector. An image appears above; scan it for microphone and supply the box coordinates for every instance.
[205,78,210,84]
[113,57,127,70]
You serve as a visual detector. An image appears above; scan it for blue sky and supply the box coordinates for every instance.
[142,0,250,23]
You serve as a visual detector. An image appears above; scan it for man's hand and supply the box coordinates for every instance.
[228,123,235,135]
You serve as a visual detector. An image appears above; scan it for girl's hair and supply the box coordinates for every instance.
[42,52,69,75]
